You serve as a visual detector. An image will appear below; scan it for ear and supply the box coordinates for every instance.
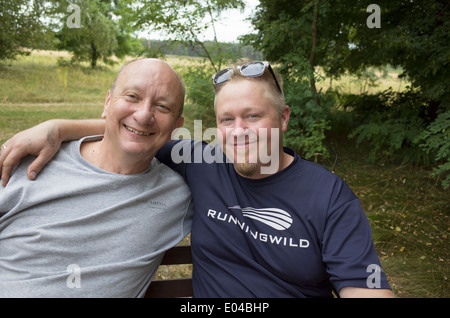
[170,116,185,142]
[281,105,290,133]
[101,90,111,119]
[175,116,185,129]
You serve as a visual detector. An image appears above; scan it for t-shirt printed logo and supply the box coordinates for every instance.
[206,206,310,248]
[228,205,293,230]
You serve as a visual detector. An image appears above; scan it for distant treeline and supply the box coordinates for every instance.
[139,39,263,60]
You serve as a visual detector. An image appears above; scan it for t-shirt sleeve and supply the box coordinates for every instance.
[155,140,190,177]
[321,183,391,292]
[156,139,212,179]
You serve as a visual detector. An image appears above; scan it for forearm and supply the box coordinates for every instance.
[339,286,396,298]
[53,119,105,142]
[1,119,105,186]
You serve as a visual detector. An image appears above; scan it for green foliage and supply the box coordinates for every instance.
[354,0,450,107]
[343,87,450,188]
[180,62,217,129]
[140,39,262,60]
[118,0,249,130]
[246,0,449,186]
[415,111,450,188]
[121,0,245,72]
[0,0,145,65]
[55,0,118,68]
[249,0,450,107]
[278,54,331,161]
[243,1,334,161]
[0,0,48,61]
[114,30,145,60]
[346,89,429,163]
[137,45,166,59]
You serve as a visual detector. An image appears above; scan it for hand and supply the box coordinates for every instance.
[0,120,62,186]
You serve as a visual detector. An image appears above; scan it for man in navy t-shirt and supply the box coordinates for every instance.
[157,60,394,297]
[0,60,395,298]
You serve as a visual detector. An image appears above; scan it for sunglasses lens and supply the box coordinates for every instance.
[240,62,265,77]
[212,62,281,93]
[213,68,233,85]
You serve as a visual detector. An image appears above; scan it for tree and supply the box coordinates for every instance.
[243,0,333,160]
[0,0,48,61]
[245,0,449,185]
[55,0,118,68]
[120,0,245,72]
[117,0,246,128]
[248,0,449,110]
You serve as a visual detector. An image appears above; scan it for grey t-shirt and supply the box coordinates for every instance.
[0,136,193,297]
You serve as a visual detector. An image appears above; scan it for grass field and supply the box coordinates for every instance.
[0,51,448,298]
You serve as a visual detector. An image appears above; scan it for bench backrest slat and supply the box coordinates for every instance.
[144,245,193,298]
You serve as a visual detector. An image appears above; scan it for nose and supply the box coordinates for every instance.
[133,103,156,125]
[230,118,248,137]
[231,127,247,139]
[228,119,258,146]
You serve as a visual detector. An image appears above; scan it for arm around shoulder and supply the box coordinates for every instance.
[56,119,105,141]
[0,119,105,186]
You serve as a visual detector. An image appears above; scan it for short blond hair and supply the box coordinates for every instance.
[213,59,286,117]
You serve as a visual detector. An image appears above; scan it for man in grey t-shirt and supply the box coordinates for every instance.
[0,59,193,297]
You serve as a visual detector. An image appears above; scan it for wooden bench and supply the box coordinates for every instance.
[144,245,193,298]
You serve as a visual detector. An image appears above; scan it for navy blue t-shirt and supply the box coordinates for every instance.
[157,140,390,297]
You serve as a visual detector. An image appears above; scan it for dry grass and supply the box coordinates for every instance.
[315,65,410,95]
[153,236,193,281]
[319,139,449,298]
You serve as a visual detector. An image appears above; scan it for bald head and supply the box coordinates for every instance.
[110,58,185,117]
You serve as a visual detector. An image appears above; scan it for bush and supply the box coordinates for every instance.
[345,89,429,163]
[279,54,332,161]
[415,110,450,188]
[343,88,450,188]
[180,62,216,129]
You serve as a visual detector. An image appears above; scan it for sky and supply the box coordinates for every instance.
[142,0,260,43]
[203,0,260,43]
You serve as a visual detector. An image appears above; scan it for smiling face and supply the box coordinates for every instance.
[215,79,290,178]
[101,59,184,171]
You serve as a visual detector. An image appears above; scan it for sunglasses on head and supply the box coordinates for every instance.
[212,61,282,93]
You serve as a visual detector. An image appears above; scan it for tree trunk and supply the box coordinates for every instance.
[91,42,98,69]
[309,0,320,106]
